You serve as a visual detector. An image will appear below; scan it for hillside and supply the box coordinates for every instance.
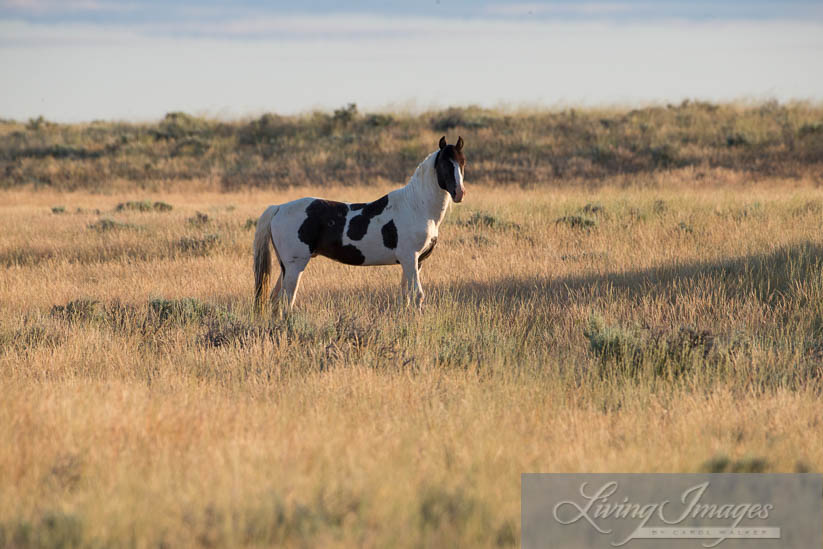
[2,101,822,192]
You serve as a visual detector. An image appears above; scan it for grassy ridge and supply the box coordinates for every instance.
[2,101,822,191]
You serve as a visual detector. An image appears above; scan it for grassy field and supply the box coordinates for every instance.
[2,103,823,547]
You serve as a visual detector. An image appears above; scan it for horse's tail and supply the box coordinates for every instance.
[253,205,279,315]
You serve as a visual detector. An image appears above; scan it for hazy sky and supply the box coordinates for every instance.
[1,0,822,121]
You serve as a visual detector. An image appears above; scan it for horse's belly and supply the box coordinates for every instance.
[315,238,396,267]
[348,232,398,266]
[359,247,397,266]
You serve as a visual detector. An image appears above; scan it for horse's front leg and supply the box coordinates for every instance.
[398,269,410,307]
[400,254,424,310]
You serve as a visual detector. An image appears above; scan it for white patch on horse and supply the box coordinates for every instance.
[452,159,464,203]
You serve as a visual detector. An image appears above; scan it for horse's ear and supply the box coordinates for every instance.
[439,136,447,150]
[455,136,464,152]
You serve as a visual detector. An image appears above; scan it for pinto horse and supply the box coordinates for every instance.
[253,135,466,312]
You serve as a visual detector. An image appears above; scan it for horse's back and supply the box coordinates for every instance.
[267,191,430,267]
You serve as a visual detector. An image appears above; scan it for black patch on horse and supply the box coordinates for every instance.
[418,237,437,269]
[347,195,389,240]
[434,142,465,202]
[298,199,365,265]
[349,203,365,211]
[333,245,367,265]
[381,220,398,249]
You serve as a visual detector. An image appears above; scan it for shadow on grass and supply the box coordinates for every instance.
[452,241,823,307]
[309,242,823,384]
[318,241,823,309]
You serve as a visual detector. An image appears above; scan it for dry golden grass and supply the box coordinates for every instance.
[2,170,823,547]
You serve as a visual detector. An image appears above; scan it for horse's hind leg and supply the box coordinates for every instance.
[269,259,284,303]
[280,257,309,309]
[269,272,283,302]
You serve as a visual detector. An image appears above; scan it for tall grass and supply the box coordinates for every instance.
[1,180,822,546]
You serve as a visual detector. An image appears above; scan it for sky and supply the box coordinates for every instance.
[1,0,822,122]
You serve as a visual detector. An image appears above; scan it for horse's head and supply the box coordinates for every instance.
[435,135,466,203]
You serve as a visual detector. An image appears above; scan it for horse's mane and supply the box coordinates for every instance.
[405,150,437,191]
[399,150,450,223]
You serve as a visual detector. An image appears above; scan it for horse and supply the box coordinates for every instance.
[253,135,466,312]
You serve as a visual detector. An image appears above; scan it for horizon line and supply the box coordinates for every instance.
[6,97,823,125]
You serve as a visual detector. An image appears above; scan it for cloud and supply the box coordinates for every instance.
[0,14,555,45]
[151,15,446,40]
[1,0,136,13]
[0,19,143,45]
[483,1,823,21]
[484,2,647,17]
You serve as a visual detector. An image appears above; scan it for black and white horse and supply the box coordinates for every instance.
[253,136,466,312]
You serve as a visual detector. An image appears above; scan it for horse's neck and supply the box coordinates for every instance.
[401,154,450,226]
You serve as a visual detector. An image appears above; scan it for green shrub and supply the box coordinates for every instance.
[726,133,749,147]
[116,200,152,212]
[175,233,219,256]
[0,511,84,549]
[187,212,210,226]
[153,111,211,140]
[87,218,138,232]
[115,200,173,212]
[584,314,640,366]
[556,215,597,229]
[25,115,55,131]
[461,211,520,231]
[51,299,104,322]
[149,297,219,323]
[798,123,823,138]
[581,203,605,216]
[333,103,358,126]
[699,454,769,473]
[676,221,694,234]
[0,323,64,354]
[364,113,394,128]
[584,315,719,380]
[238,113,297,145]
[431,107,494,131]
